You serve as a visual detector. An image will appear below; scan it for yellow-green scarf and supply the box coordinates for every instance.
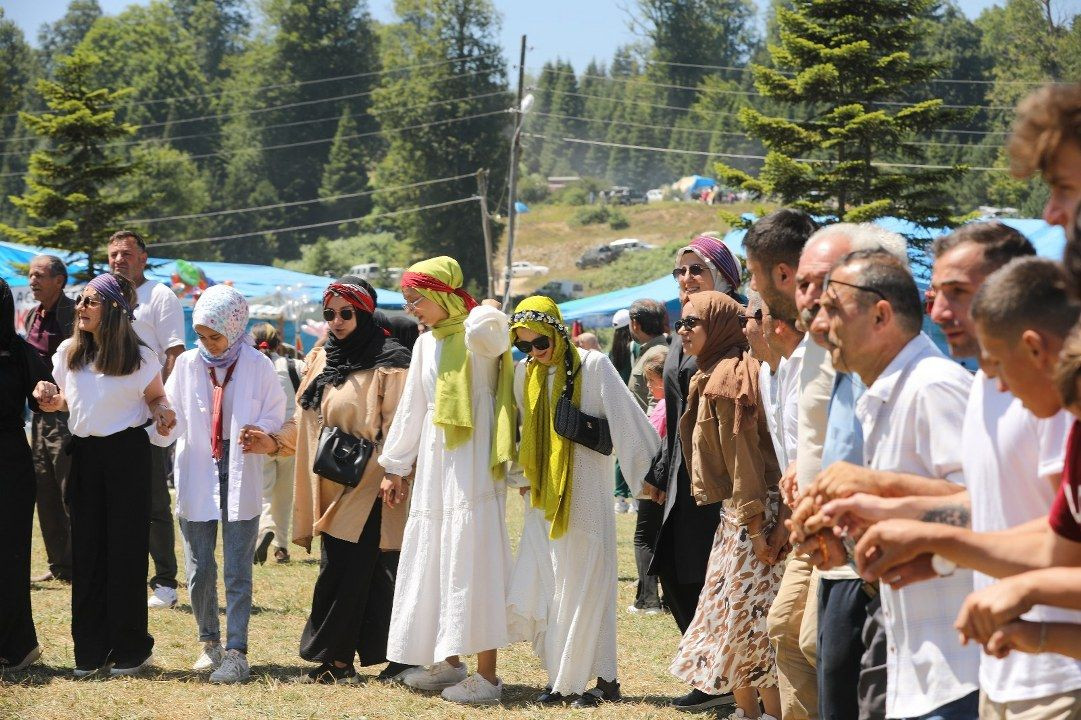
[510,296,582,539]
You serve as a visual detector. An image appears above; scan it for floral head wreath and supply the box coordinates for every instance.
[510,309,579,378]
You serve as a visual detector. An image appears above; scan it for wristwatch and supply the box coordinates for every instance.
[931,553,957,577]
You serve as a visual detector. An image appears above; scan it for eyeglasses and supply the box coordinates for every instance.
[514,335,552,354]
[403,296,426,312]
[822,276,888,303]
[75,295,101,309]
[674,316,702,332]
[738,308,763,328]
[322,307,355,322]
[672,263,708,280]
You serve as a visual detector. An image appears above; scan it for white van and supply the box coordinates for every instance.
[608,238,656,252]
[347,263,381,280]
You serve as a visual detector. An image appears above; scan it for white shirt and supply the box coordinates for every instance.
[52,340,161,438]
[776,338,804,469]
[761,361,784,469]
[157,345,286,522]
[796,336,834,491]
[964,371,1081,703]
[133,280,185,366]
[855,332,978,718]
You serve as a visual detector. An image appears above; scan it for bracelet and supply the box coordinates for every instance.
[1037,621,1048,653]
[747,527,768,539]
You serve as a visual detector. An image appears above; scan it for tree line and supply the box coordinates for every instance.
[0,0,1077,286]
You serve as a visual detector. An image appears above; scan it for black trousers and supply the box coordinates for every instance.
[818,578,874,720]
[0,430,38,662]
[68,427,154,669]
[632,498,663,609]
[31,412,72,579]
[299,501,399,667]
[657,574,704,634]
[858,594,888,720]
[148,443,177,590]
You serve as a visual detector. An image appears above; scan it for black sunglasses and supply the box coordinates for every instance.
[674,316,702,332]
[323,307,355,322]
[514,336,552,354]
[672,263,708,280]
[738,308,763,328]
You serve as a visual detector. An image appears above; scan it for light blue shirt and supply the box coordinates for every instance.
[821,371,865,469]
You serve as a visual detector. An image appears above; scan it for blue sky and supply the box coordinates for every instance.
[1,0,1048,74]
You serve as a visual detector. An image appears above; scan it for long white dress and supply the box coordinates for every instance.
[377,305,512,664]
[506,348,660,695]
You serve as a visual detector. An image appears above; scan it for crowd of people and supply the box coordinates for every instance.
[3,81,1081,720]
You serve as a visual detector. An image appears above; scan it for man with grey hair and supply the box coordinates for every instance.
[24,254,75,583]
[627,298,668,412]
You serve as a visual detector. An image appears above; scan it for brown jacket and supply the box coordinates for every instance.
[679,371,780,524]
[274,347,409,550]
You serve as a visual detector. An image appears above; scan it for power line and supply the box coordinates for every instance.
[522,131,1007,172]
[124,173,478,224]
[0,52,506,120]
[147,196,479,248]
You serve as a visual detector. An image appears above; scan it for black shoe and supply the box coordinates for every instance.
[671,688,734,712]
[536,686,570,705]
[375,661,415,683]
[254,531,274,565]
[300,662,358,684]
[571,679,622,708]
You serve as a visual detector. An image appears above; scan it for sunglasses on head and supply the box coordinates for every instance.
[672,263,708,280]
[514,335,552,354]
[674,316,701,332]
[323,307,355,322]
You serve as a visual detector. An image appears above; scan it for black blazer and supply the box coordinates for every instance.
[24,292,76,345]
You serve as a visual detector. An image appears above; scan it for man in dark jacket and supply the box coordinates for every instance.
[24,255,74,583]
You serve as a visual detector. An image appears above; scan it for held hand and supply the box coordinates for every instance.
[985,621,1043,659]
[787,494,821,544]
[240,425,277,454]
[955,576,1035,647]
[380,474,408,507]
[816,493,898,539]
[34,381,62,412]
[794,529,846,570]
[855,518,938,583]
[878,555,936,590]
[812,461,884,504]
[766,507,792,564]
[642,483,667,506]
[780,461,798,507]
[152,404,176,437]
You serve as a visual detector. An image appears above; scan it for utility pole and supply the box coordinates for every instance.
[501,34,527,311]
[476,169,495,298]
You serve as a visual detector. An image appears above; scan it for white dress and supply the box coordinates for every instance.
[377,305,512,664]
[506,348,660,695]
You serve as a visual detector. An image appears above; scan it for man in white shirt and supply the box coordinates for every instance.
[810,249,979,720]
[107,230,186,610]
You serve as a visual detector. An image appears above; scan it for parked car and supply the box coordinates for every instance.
[537,280,585,301]
[602,186,647,205]
[609,238,656,252]
[645,188,665,203]
[576,244,623,269]
[504,260,549,278]
[348,262,381,280]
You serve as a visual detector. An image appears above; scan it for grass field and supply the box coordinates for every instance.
[0,493,705,720]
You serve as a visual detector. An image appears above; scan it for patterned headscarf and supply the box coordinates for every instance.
[192,284,251,368]
[87,273,135,321]
[510,296,582,539]
[675,234,742,294]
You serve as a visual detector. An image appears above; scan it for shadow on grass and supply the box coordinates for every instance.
[170,603,293,616]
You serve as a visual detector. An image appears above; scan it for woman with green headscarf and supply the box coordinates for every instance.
[504,296,660,708]
[376,257,516,705]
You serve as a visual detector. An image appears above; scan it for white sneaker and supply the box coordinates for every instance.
[193,642,225,671]
[147,586,177,609]
[614,498,630,514]
[724,711,778,720]
[441,673,502,704]
[109,653,155,677]
[209,649,250,684]
[400,660,468,691]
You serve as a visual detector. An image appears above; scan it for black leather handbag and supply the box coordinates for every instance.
[553,352,613,456]
[312,422,374,488]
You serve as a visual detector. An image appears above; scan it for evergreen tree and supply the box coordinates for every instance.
[170,0,250,82]
[371,0,509,292]
[36,0,101,76]
[717,0,967,226]
[319,106,372,222]
[0,10,40,226]
[0,51,138,275]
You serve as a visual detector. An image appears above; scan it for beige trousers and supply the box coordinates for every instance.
[980,690,1081,720]
[767,555,820,720]
[259,455,295,549]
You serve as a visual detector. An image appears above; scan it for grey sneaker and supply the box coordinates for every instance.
[209,649,250,684]
[193,642,225,671]
[400,660,467,690]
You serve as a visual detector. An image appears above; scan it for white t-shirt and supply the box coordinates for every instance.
[133,280,185,366]
[52,340,161,438]
[964,371,1081,703]
[776,339,803,469]
[856,333,978,719]
[761,360,784,469]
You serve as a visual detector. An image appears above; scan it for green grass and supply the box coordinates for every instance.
[1,493,700,720]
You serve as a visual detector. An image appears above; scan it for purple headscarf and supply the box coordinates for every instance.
[87,273,134,321]
[675,234,742,293]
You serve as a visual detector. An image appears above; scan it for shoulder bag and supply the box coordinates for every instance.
[312,406,374,488]
[553,350,613,456]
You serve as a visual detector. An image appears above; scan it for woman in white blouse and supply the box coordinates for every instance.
[34,272,175,678]
[159,284,285,684]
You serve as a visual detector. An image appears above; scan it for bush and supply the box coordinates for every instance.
[552,177,605,205]
[571,205,612,226]
[518,173,550,204]
[607,209,629,230]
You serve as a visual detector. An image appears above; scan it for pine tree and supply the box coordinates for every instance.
[716,0,967,226]
[319,106,372,222]
[0,51,138,275]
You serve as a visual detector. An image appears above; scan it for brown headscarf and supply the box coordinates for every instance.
[685,291,760,434]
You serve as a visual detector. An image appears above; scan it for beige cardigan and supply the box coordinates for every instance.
[274,346,410,551]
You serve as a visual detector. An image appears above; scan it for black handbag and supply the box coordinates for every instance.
[553,351,613,456]
[312,412,374,488]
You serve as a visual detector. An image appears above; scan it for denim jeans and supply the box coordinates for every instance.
[179,446,259,652]
[901,690,979,720]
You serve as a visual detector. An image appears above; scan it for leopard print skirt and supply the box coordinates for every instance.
[669,498,783,694]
